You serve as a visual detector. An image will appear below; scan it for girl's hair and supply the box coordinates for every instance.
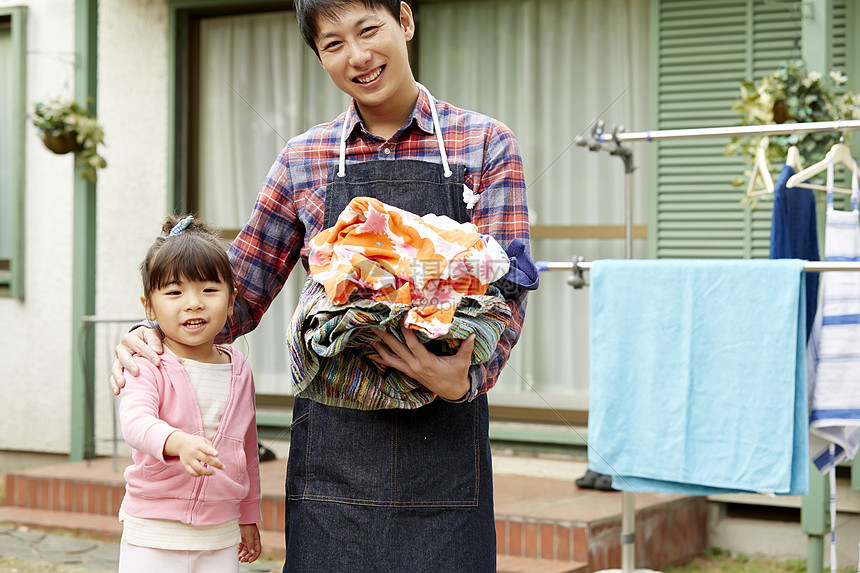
[294,0,402,56]
[140,215,234,301]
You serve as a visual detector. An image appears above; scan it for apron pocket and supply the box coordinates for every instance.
[391,399,480,507]
[290,399,395,506]
[287,398,480,507]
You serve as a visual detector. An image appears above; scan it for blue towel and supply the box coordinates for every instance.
[770,164,820,340]
[587,259,808,495]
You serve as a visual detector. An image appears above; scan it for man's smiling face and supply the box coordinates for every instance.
[314,2,416,120]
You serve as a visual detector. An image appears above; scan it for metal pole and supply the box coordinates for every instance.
[537,260,860,273]
[621,153,635,573]
[622,491,636,573]
[81,316,144,323]
[625,168,633,259]
[588,119,860,143]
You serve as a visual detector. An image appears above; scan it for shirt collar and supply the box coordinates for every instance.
[342,88,436,141]
[411,88,436,136]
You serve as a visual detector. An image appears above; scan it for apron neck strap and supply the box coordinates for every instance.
[418,82,453,179]
[337,83,452,179]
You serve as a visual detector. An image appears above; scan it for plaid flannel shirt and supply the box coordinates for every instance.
[223,89,531,400]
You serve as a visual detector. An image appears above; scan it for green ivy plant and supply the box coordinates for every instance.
[32,98,107,183]
[725,60,860,186]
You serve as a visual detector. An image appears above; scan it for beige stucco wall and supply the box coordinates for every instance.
[0,0,77,454]
[92,0,170,457]
[0,0,169,456]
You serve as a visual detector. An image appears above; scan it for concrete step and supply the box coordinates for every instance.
[497,554,588,572]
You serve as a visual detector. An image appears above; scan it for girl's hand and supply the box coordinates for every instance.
[163,432,226,477]
[238,524,262,563]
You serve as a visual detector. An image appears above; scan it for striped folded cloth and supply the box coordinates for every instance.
[288,280,511,410]
[308,196,510,338]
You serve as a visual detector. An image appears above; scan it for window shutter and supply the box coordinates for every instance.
[650,0,847,260]
[0,7,26,299]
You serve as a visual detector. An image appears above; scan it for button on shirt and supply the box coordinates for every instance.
[225,89,531,398]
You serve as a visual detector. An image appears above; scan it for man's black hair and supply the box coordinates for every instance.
[295,0,402,56]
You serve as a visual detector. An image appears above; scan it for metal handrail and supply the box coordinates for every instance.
[79,316,143,471]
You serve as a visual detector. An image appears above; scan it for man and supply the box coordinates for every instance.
[113,1,537,570]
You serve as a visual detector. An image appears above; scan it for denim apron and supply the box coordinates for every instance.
[283,86,496,573]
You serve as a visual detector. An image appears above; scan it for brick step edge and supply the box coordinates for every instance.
[0,506,286,560]
[497,554,588,573]
[0,507,588,572]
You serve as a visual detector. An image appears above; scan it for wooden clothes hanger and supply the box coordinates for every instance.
[785,145,803,171]
[745,136,775,198]
[786,140,859,195]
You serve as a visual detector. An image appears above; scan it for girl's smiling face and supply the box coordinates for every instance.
[142,276,235,362]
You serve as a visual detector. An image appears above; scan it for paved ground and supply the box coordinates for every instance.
[0,523,283,572]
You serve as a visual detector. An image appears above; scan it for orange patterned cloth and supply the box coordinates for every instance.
[308,197,510,338]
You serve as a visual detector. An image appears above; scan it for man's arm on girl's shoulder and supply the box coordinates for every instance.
[220,148,305,344]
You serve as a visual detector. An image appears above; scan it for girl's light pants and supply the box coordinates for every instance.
[118,540,239,573]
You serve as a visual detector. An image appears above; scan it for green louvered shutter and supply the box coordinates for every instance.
[832,1,848,86]
[650,0,847,260]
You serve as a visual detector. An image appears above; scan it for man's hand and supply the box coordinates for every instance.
[238,524,262,563]
[110,326,163,395]
[371,321,475,401]
[163,431,226,477]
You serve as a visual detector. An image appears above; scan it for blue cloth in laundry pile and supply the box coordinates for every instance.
[587,259,808,495]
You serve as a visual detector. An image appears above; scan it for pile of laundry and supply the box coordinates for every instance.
[289,197,513,410]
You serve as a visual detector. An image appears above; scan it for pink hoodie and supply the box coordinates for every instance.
[119,346,262,526]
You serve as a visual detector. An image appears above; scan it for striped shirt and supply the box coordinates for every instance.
[182,357,232,440]
[223,88,531,399]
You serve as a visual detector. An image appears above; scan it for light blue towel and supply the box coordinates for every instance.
[587,259,808,495]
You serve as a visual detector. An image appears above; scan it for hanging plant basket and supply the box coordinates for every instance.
[772,100,790,124]
[31,98,107,182]
[42,132,78,155]
[726,60,860,168]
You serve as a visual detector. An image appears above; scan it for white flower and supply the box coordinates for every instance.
[802,71,822,88]
[830,70,848,84]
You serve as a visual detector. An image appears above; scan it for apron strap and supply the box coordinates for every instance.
[417,82,453,178]
[337,83,452,178]
[337,112,349,178]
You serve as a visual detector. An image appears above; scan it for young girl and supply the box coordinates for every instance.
[118,215,262,572]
